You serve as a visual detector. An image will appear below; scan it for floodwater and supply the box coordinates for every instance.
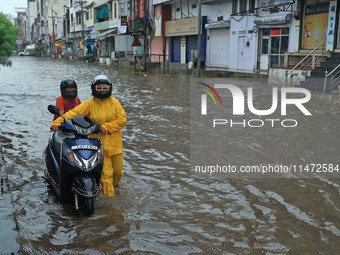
[0,56,340,254]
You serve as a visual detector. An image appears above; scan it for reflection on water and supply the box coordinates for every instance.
[0,57,340,254]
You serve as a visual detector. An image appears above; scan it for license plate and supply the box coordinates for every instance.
[71,145,98,150]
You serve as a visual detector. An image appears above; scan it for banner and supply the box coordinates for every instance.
[326,0,337,51]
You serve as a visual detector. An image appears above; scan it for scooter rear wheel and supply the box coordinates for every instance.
[80,197,95,216]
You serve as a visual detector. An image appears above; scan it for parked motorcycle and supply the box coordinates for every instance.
[44,105,103,215]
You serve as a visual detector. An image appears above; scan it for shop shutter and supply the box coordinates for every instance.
[172,37,181,62]
[208,28,230,68]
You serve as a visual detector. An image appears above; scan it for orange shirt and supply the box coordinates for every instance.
[53,96,81,120]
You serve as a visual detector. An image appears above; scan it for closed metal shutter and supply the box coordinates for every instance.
[208,28,230,68]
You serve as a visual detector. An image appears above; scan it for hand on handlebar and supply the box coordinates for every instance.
[100,126,108,134]
[51,125,59,131]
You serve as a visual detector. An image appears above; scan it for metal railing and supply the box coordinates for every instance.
[285,39,326,86]
[323,63,340,94]
[115,53,169,74]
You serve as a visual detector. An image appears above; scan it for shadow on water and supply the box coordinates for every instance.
[0,56,340,254]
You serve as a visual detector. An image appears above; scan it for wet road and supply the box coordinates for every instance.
[0,56,340,254]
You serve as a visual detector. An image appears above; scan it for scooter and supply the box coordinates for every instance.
[44,105,103,216]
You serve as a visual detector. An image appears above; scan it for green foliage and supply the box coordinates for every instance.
[0,12,17,67]
[34,45,42,56]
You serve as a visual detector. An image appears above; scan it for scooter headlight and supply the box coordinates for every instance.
[64,146,77,165]
[63,145,103,171]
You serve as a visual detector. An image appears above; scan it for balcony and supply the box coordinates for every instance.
[94,19,119,31]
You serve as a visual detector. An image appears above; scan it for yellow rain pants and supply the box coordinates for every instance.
[52,97,127,197]
[102,153,123,196]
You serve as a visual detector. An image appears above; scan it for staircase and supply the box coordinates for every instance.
[300,53,340,93]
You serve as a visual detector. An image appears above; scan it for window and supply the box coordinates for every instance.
[114,3,117,19]
[249,0,255,13]
[76,12,82,24]
[269,28,289,68]
[109,3,112,20]
[217,16,223,21]
[232,0,238,14]
[262,38,268,54]
[70,0,73,8]
[192,4,197,9]
[86,11,89,20]
[71,14,73,24]
[176,7,180,12]
[240,0,247,13]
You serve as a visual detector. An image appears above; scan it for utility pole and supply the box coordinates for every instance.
[27,0,31,44]
[143,0,149,72]
[52,9,55,56]
[48,6,57,57]
[196,0,202,77]
[76,0,87,60]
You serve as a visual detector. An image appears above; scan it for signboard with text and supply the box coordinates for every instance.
[165,17,198,37]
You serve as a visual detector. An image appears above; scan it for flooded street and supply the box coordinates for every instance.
[1,56,340,254]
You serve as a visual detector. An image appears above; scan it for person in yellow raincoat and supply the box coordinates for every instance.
[51,75,127,197]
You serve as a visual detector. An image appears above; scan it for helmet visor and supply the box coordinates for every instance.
[65,87,77,92]
[95,84,110,91]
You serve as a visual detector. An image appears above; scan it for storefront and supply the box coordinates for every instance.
[255,14,292,70]
[205,20,230,68]
[165,17,206,64]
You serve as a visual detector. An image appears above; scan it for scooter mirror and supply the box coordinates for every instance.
[48,105,60,115]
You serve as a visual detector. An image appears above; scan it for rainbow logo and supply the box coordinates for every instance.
[198,82,223,115]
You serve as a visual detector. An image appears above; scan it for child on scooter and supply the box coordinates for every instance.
[54,79,81,120]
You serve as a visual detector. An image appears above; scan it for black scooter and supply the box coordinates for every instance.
[44,105,103,215]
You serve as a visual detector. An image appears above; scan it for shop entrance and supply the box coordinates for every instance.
[258,28,289,70]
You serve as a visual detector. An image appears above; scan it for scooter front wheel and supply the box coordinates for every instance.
[80,196,95,216]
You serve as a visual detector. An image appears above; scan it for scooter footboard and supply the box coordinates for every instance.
[72,174,98,197]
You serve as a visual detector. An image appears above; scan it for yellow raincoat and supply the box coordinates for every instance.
[51,96,127,196]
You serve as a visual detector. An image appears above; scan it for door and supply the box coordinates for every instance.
[258,28,271,71]
[172,37,181,62]
[260,37,269,70]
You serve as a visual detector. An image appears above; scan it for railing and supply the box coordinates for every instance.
[285,39,326,86]
[323,63,340,94]
[115,53,169,74]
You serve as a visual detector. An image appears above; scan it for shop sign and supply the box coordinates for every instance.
[155,5,162,36]
[254,14,292,24]
[181,36,186,64]
[165,17,198,37]
[259,0,293,8]
[326,0,337,52]
[271,29,281,36]
[121,16,127,26]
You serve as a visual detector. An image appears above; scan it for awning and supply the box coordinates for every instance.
[97,6,109,20]
[97,28,117,40]
[55,40,65,47]
[84,1,94,8]
[254,14,292,25]
[205,20,231,29]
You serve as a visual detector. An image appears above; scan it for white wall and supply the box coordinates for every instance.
[170,0,209,20]
[229,15,258,71]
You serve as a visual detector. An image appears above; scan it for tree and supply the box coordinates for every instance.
[0,13,17,67]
